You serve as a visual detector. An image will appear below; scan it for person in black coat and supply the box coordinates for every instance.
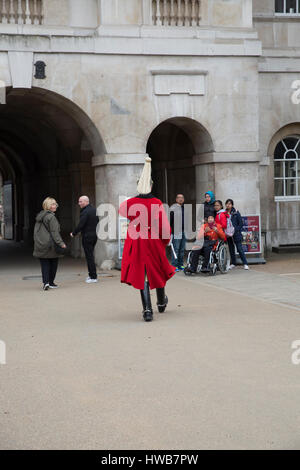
[70,196,99,283]
[225,199,249,271]
[204,191,216,220]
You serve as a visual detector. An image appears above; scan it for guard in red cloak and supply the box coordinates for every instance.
[119,157,175,322]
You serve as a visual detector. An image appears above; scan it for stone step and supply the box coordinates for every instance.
[272,245,300,254]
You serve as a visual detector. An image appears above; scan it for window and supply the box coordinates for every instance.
[275,0,300,14]
[274,136,300,199]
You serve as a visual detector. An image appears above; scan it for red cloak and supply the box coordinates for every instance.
[119,196,175,290]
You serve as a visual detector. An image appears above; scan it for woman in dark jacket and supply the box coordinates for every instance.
[33,197,66,290]
[204,191,216,220]
[225,199,249,270]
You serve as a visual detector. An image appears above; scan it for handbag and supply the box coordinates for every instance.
[225,217,235,237]
[43,219,66,255]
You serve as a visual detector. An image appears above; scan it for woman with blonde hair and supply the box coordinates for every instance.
[33,197,66,290]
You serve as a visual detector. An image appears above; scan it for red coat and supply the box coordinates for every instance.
[197,222,226,249]
[215,211,228,241]
[119,196,175,290]
[215,211,228,230]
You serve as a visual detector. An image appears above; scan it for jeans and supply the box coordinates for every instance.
[39,258,58,285]
[171,233,186,268]
[227,237,248,266]
[82,233,98,279]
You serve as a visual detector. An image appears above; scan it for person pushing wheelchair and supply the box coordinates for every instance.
[185,214,226,274]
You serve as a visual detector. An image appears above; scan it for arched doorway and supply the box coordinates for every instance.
[146,117,213,206]
[0,87,105,256]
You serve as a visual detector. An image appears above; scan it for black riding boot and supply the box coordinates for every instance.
[156,287,168,313]
[140,281,153,322]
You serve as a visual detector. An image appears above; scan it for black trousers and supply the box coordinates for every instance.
[39,258,58,285]
[227,236,248,266]
[190,240,214,271]
[82,234,97,279]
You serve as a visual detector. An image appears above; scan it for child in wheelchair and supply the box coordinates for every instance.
[185,215,226,274]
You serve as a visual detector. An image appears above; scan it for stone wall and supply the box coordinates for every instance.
[0,0,264,261]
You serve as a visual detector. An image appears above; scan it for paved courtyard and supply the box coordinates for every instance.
[1,241,300,449]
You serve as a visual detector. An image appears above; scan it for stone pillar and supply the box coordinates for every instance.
[193,154,215,204]
[193,152,261,215]
[92,153,146,265]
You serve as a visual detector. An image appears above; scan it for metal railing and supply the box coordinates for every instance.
[0,0,43,25]
[152,0,201,26]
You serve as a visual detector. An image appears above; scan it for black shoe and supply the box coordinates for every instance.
[156,288,168,313]
[49,283,58,289]
[140,281,153,322]
[143,309,153,322]
[43,283,50,291]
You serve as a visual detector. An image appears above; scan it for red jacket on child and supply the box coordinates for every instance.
[197,222,226,249]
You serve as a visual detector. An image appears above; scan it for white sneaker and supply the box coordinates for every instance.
[244,265,250,270]
[228,264,235,270]
[86,276,91,281]
[86,278,98,283]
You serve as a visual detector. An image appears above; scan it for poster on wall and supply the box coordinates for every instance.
[240,215,261,254]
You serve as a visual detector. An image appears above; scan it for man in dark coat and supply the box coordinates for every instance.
[70,196,99,283]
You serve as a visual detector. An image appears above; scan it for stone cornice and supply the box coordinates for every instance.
[92,154,147,167]
[0,34,262,57]
[193,152,260,165]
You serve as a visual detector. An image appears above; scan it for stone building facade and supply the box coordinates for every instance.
[0,0,299,263]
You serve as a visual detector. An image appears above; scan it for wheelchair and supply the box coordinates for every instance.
[184,241,229,276]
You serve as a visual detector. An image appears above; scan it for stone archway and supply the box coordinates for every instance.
[146,117,214,205]
[0,86,105,257]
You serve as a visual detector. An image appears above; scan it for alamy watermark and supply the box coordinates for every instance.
[291,80,300,105]
[291,340,300,365]
[0,340,6,365]
[96,197,205,248]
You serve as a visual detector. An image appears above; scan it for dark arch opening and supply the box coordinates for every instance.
[146,117,213,205]
[0,87,105,257]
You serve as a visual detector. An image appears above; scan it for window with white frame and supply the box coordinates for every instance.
[274,136,300,199]
[275,0,300,14]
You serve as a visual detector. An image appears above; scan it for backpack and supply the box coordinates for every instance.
[225,216,235,237]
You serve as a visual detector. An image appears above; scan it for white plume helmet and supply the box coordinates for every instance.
[137,156,153,195]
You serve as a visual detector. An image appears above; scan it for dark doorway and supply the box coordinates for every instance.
[0,87,105,257]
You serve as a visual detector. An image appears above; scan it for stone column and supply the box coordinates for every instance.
[193,154,215,205]
[92,153,147,265]
[193,152,261,215]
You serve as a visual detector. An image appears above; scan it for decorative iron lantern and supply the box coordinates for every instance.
[34,61,46,79]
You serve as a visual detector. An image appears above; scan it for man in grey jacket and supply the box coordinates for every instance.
[169,194,186,272]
